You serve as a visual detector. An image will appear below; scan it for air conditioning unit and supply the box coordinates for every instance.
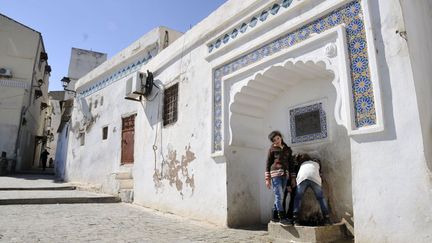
[125,71,146,100]
[0,68,12,78]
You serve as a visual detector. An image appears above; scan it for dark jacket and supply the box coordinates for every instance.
[40,150,49,162]
[265,143,293,180]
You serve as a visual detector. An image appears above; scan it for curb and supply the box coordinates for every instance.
[0,196,121,205]
[0,186,76,191]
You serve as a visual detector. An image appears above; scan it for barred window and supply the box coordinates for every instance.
[163,83,178,126]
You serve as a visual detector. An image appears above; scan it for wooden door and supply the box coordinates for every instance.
[121,115,135,164]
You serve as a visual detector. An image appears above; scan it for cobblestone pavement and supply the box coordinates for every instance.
[0,190,115,199]
[0,203,275,243]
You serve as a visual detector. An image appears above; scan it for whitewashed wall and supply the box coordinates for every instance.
[64,0,432,240]
[0,14,49,170]
[67,79,139,193]
[68,48,107,81]
[399,0,432,172]
[205,0,431,238]
[55,123,69,180]
[349,0,432,242]
[133,51,229,226]
[65,26,182,188]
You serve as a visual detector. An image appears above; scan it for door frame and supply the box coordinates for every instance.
[121,114,136,164]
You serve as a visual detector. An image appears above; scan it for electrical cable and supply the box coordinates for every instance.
[152,90,164,179]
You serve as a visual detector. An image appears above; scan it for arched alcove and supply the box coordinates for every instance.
[225,59,353,227]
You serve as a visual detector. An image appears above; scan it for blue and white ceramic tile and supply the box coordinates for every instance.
[212,0,376,151]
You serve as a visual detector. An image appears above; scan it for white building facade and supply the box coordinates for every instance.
[65,1,432,242]
[46,91,65,167]
[0,14,51,171]
[54,48,107,179]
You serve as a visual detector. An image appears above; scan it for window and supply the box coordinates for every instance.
[102,126,108,140]
[163,83,178,126]
[80,132,85,146]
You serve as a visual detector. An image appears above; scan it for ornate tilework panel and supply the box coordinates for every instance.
[212,0,375,152]
[208,0,294,53]
[289,102,327,144]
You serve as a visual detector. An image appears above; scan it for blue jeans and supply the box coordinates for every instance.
[293,179,329,216]
[271,176,287,212]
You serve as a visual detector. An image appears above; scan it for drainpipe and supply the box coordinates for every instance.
[13,34,42,169]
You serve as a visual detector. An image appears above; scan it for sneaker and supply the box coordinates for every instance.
[279,218,291,226]
[292,214,300,226]
[323,217,332,226]
[271,210,280,223]
[270,218,280,223]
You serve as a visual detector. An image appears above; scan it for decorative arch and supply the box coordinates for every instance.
[211,0,383,155]
[229,59,335,148]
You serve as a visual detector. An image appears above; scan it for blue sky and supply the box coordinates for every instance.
[0,0,226,91]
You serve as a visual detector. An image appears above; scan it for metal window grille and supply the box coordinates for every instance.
[163,83,178,126]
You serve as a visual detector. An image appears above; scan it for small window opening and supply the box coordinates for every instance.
[163,83,178,126]
[80,132,85,146]
[102,126,108,140]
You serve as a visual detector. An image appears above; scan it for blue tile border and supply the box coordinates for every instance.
[212,0,375,152]
[208,0,294,53]
[76,47,158,98]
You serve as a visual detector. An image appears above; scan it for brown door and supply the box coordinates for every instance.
[121,115,135,164]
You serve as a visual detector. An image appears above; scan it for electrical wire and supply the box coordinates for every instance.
[151,90,164,179]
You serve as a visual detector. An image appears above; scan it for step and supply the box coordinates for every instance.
[115,172,132,180]
[14,169,55,175]
[119,189,134,203]
[0,174,66,189]
[118,179,133,189]
[0,196,121,205]
[0,186,76,191]
[268,221,349,243]
[0,190,121,205]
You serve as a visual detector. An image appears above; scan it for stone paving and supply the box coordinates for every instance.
[0,174,352,242]
[0,174,275,242]
[0,174,119,205]
[0,190,115,200]
[0,174,65,189]
[0,203,273,243]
